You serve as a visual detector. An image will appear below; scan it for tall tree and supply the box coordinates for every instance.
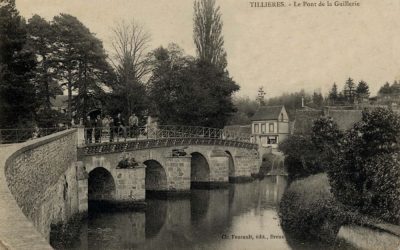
[343,77,356,103]
[52,14,114,119]
[110,19,151,117]
[312,92,324,107]
[193,0,227,70]
[378,82,392,95]
[148,44,239,127]
[356,80,369,100]
[0,0,36,128]
[328,83,338,104]
[27,15,62,111]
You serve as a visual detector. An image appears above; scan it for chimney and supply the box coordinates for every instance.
[301,97,304,108]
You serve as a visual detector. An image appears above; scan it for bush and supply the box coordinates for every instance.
[279,174,343,242]
[328,108,400,224]
[279,117,342,181]
[279,173,380,243]
[279,135,323,180]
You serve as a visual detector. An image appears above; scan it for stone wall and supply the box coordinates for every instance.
[0,129,84,249]
[114,167,145,201]
[164,157,191,191]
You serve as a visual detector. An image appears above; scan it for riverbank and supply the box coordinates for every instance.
[279,173,400,248]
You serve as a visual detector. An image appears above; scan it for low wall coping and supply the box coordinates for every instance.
[0,129,76,250]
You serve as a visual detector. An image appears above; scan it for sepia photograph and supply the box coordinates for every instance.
[1,0,400,249]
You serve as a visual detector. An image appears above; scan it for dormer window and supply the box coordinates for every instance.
[281,113,284,121]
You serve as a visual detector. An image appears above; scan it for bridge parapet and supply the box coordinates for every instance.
[78,137,257,156]
[79,125,256,146]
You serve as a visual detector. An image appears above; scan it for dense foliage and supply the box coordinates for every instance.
[0,0,36,128]
[327,78,370,105]
[148,44,239,128]
[328,108,400,224]
[279,117,341,180]
[227,96,258,125]
[279,174,343,242]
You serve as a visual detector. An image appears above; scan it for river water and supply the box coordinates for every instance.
[53,176,338,250]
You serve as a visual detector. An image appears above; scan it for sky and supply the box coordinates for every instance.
[16,0,400,99]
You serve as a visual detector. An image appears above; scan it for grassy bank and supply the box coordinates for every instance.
[278,173,375,243]
[279,173,341,242]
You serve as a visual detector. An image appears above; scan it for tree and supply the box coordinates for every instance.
[148,44,239,127]
[343,77,356,103]
[110,19,151,117]
[328,108,400,224]
[378,82,392,95]
[52,14,114,119]
[312,92,324,107]
[228,96,258,125]
[267,90,311,120]
[193,0,227,70]
[355,80,369,100]
[0,0,37,128]
[328,83,338,104]
[27,15,62,112]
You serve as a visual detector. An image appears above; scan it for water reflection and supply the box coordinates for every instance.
[56,176,330,250]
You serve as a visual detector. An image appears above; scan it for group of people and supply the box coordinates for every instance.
[84,113,139,143]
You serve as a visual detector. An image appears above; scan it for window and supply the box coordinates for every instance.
[254,124,259,133]
[261,124,266,133]
[269,123,274,132]
[281,113,284,122]
[267,136,278,144]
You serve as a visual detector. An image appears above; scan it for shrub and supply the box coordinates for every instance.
[279,174,342,242]
[328,108,400,224]
[279,135,323,180]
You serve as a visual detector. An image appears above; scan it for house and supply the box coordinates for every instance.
[50,95,70,113]
[250,105,290,148]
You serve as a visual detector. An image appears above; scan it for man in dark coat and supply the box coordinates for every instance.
[94,115,103,143]
[84,115,93,144]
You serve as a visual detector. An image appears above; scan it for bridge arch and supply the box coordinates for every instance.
[88,167,116,201]
[190,152,210,188]
[144,160,167,191]
[225,151,235,177]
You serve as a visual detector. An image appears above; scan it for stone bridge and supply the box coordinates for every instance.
[0,127,259,248]
[77,125,260,204]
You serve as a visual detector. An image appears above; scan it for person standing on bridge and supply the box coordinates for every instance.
[128,113,139,138]
[114,112,127,141]
[94,115,103,143]
[84,115,94,144]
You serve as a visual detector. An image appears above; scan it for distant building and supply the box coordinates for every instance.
[293,106,364,135]
[250,105,290,148]
[50,95,70,113]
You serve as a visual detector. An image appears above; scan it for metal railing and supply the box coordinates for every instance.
[78,137,258,156]
[0,127,67,144]
[82,125,252,144]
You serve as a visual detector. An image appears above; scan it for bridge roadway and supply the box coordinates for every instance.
[77,125,260,205]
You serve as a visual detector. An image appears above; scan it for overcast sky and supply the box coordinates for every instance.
[17,0,400,99]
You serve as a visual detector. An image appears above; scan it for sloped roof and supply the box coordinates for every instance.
[293,110,324,134]
[224,125,251,134]
[251,106,283,121]
[328,110,363,131]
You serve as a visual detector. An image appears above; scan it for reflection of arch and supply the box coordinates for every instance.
[145,199,167,238]
[190,152,210,188]
[226,151,235,177]
[190,189,210,223]
[88,167,115,201]
[144,160,167,191]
